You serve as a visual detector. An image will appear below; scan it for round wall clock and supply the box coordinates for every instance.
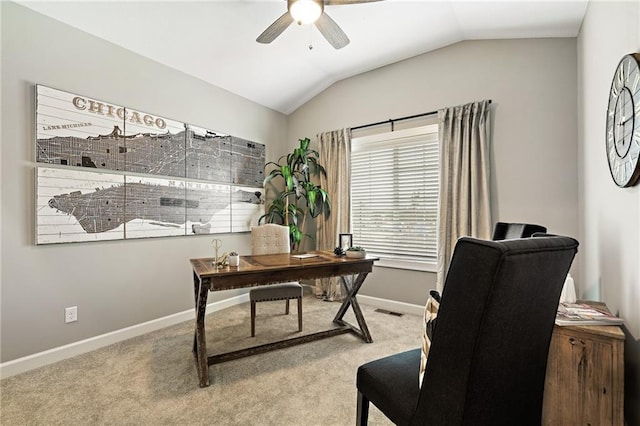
[606,53,640,187]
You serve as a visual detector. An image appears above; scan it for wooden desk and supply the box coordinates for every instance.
[190,251,379,387]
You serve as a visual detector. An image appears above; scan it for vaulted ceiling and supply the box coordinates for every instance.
[20,0,588,114]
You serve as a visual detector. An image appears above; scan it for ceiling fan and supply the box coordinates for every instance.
[257,0,381,50]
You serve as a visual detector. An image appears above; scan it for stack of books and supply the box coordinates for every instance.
[555,302,624,326]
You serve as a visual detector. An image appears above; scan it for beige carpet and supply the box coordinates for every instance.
[1,294,422,425]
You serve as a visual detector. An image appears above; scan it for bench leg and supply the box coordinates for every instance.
[357,391,369,426]
[297,297,303,332]
[285,299,290,315]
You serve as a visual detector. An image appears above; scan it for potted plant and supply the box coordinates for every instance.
[260,137,331,252]
[346,246,366,259]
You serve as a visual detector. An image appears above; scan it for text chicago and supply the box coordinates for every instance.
[72,96,167,129]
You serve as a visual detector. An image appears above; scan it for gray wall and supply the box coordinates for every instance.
[0,2,288,362]
[288,38,579,306]
[577,1,639,422]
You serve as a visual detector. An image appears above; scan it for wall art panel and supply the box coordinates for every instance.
[124,176,188,239]
[36,167,125,244]
[230,136,265,186]
[36,85,125,170]
[231,186,264,232]
[185,181,231,235]
[123,115,186,178]
[185,125,231,182]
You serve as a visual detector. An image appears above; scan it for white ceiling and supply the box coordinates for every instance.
[19,0,588,114]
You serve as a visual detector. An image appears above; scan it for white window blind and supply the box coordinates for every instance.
[351,125,439,269]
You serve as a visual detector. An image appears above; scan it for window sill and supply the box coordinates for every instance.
[372,256,437,273]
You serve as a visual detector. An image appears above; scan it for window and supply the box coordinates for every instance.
[351,125,439,271]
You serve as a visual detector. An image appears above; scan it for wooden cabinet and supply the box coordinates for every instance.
[542,308,625,425]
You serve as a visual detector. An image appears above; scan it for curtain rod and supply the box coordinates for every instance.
[350,100,492,132]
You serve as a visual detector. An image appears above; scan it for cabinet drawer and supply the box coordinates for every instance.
[542,324,624,426]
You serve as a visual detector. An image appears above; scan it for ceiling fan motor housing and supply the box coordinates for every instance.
[288,0,324,25]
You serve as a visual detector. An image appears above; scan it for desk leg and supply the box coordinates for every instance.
[333,272,372,343]
[193,272,210,387]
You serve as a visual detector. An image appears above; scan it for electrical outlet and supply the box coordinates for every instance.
[65,306,77,323]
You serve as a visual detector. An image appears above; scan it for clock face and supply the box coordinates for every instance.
[606,53,640,187]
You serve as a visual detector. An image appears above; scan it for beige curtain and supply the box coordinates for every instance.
[436,100,492,291]
[315,128,351,301]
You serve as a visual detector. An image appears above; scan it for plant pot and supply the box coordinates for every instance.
[346,250,366,259]
[228,255,240,267]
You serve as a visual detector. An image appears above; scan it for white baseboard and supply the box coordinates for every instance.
[1,293,419,379]
[0,294,249,379]
[357,295,424,316]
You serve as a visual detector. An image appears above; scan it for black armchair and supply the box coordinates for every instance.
[491,221,547,240]
[356,235,578,426]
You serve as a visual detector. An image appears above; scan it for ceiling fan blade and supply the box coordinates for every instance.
[315,12,349,49]
[324,0,382,5]
[257,12,294,44]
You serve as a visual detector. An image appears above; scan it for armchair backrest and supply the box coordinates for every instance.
[413,236,578,426]
[491,222,547,240]
[251,224,290,255]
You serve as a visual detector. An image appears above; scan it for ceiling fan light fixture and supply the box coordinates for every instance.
[288,0,323,25]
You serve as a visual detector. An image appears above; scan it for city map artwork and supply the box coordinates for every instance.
[37,167,126,244]
[35,85,265,244]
